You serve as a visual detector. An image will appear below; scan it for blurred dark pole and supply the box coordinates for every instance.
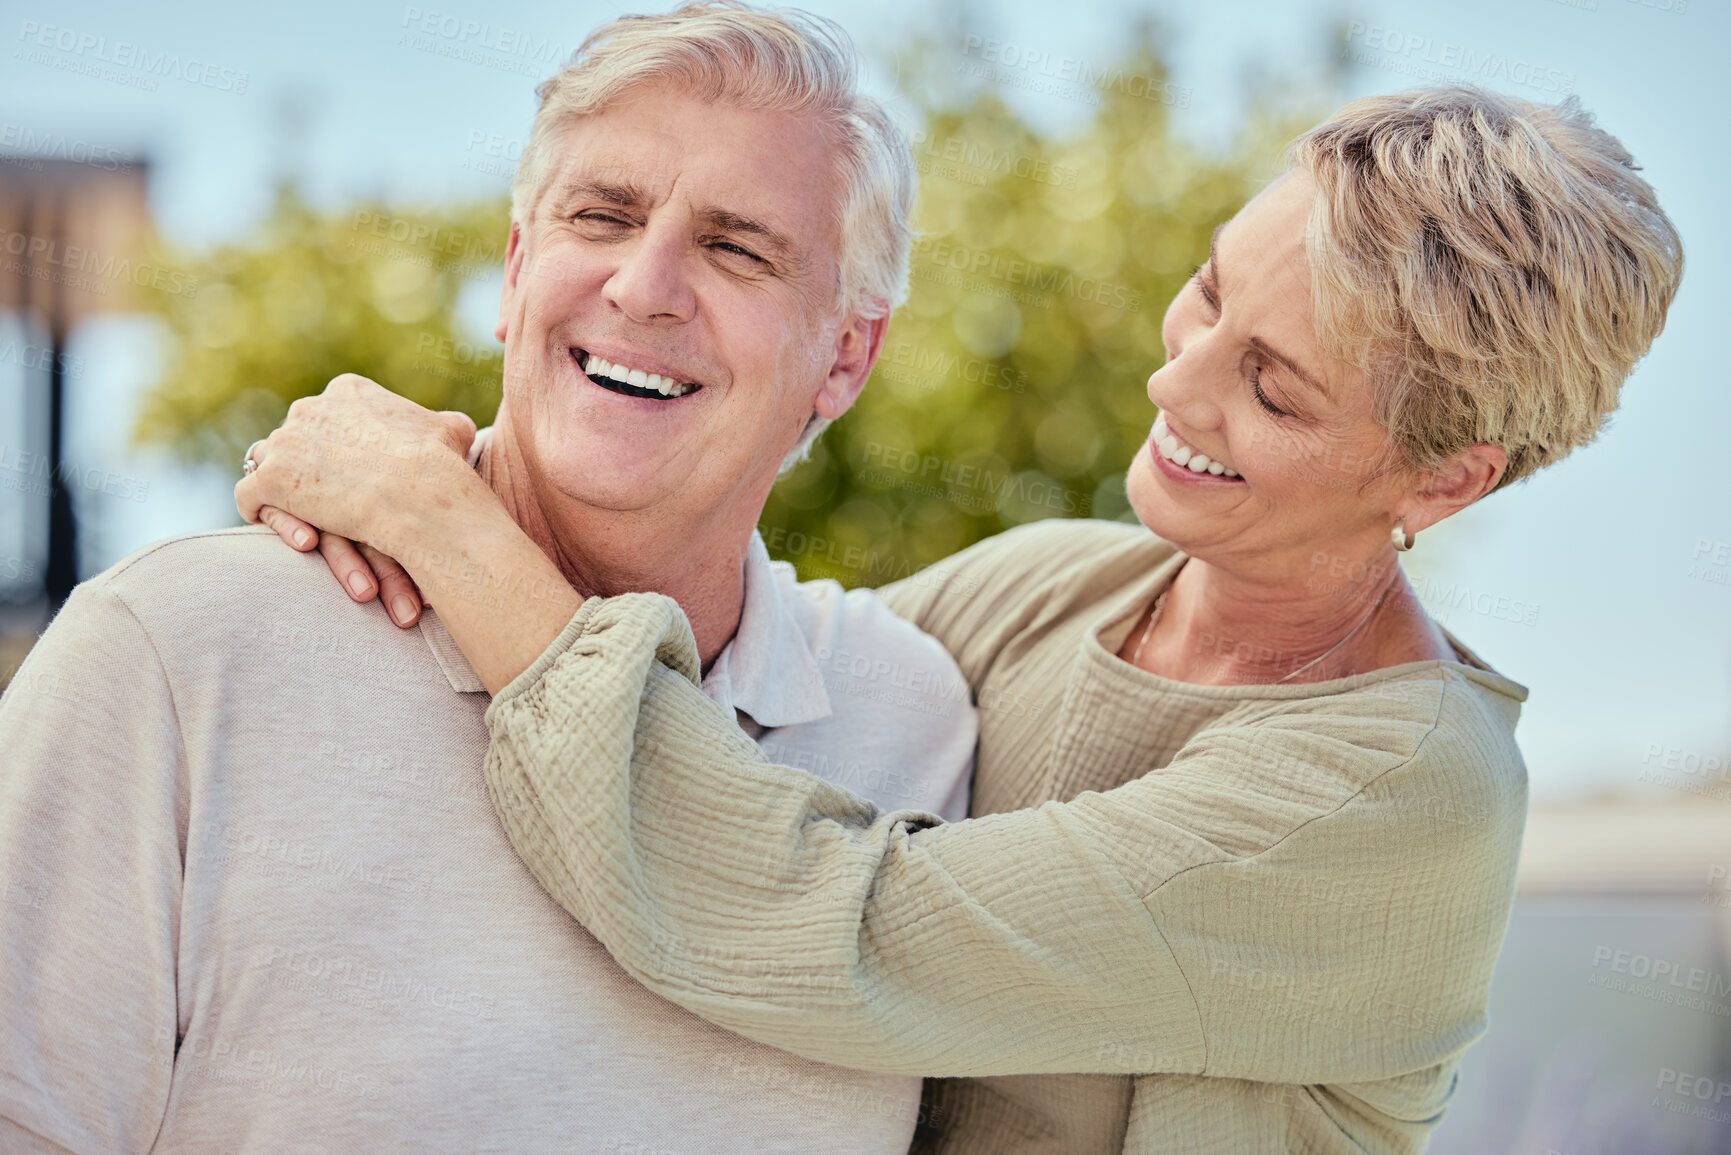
[43,293,75,604]
[22,195,78,605]
[0,158,150,611]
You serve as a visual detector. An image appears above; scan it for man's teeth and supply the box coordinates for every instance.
[582,353,697,398]
[1152,414,1239,478]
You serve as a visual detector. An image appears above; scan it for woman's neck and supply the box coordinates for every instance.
[1125,551,1445,685]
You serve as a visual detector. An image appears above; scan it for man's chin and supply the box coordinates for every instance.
[535,459,679,515]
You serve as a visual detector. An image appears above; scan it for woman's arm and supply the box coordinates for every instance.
[484,590,1518,1083]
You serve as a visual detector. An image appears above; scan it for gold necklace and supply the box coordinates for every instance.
[1131,574,1393,684]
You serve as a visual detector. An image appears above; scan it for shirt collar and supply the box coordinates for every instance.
[700,531,832,729]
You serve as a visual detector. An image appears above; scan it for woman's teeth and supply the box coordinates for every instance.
[582,352,697,398]
[1152,414,1239,478]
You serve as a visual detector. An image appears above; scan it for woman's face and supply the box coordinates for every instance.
[1125,172,1411,581]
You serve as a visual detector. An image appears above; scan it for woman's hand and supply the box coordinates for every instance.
[235,373,481,627]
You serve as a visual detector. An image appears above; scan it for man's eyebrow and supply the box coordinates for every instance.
[700,207,799,264]
[558,177,651,208]
[1208,221,1332,402]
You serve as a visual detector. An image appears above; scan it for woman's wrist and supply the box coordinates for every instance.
[386,467,583,694]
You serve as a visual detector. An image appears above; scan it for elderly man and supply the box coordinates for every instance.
[0,5,973,1153]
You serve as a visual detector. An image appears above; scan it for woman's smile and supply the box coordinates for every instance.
[1147,412,1245,485]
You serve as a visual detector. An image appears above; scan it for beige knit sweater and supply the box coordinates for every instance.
[484,519,1529,1154]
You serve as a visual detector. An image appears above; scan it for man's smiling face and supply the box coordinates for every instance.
[493,84,873,519]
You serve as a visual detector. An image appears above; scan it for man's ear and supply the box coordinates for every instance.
[1400,443,1508,535]
[495,221,527,344]
[813,312,891,421]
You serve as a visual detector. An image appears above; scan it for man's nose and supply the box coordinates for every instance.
[602,221,698,323]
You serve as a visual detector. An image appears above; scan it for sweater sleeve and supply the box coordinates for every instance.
[485,592,1522,1082]
[0,583,184,1153]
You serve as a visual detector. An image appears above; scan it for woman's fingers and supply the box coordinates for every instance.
[318,532,380,603]
[359,543,424,628]
[256,505,319,551]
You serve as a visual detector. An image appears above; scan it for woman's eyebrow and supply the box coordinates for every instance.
[1209,222,1332,402]
[1251,337,1332,401]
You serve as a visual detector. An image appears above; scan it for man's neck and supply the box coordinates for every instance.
[476,431,751,671]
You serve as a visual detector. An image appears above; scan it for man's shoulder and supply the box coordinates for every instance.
[82,526,395,652]
[95,526,341,600]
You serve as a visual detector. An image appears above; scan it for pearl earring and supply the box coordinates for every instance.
[1391,520,1415,552]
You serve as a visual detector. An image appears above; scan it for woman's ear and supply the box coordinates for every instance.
[814,312,891,421]
[1401,443,1509,535]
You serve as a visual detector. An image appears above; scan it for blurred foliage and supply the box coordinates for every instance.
[134,27,1325,586]
[137,191,510,462]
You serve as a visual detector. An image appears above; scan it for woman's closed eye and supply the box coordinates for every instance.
[1249,364,1291,418]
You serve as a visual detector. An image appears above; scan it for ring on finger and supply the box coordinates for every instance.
[242,439,266,477]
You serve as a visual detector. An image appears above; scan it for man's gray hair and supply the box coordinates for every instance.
[511,1,917,469]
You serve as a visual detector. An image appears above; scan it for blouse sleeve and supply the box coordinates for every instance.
[484,591,1523,1083]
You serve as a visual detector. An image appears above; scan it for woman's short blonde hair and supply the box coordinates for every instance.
[1289,86,1683,488]
[511,0,915,323]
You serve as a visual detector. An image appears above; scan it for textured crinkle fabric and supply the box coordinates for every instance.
[485,517,1529,1155]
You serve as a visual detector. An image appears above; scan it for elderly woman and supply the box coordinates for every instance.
[239,85,1680,1152]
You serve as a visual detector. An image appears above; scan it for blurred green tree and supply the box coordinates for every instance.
[132,29,1325,588]
[136,187,509,463]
